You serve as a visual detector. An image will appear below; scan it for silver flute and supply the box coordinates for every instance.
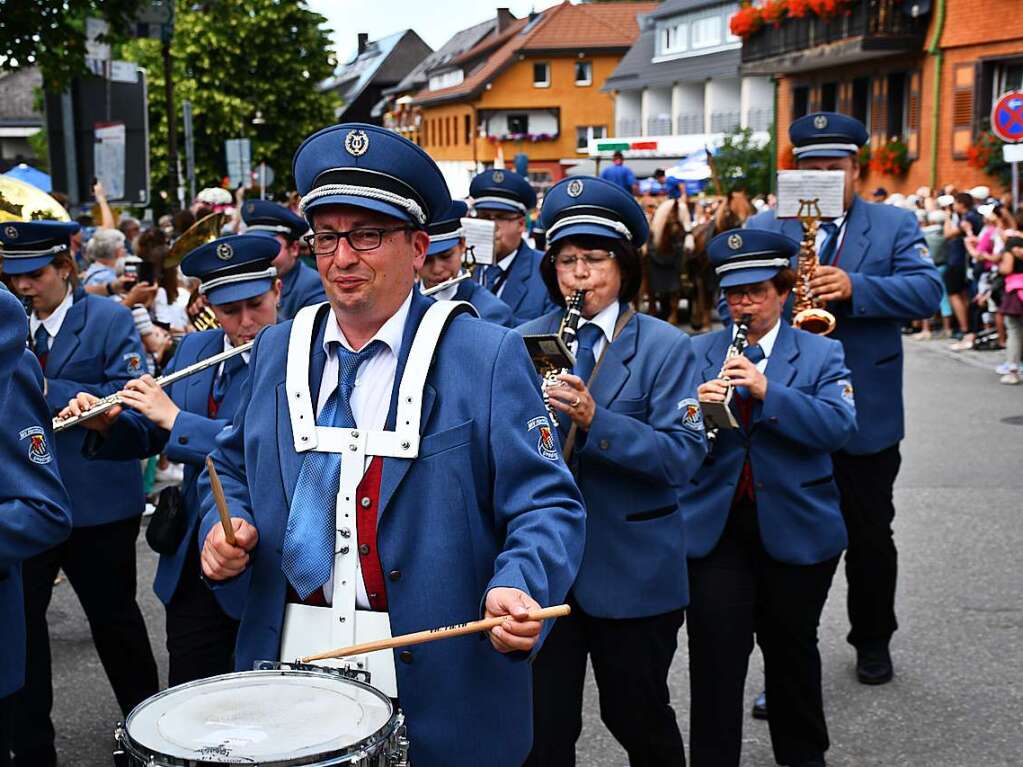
[421,270,473,297]
[51,341,254,432]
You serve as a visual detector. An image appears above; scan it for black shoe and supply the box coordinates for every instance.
[751,690,767,720]
[856,644,894,685]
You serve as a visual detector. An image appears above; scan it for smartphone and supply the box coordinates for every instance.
[138,261,156,284]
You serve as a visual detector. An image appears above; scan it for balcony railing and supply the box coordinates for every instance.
[647,116,673,136]
[741,0,928,66]
[616,117,642,136]
[710,111,742,133]
[746,108,773,132]
[676,112,705,135]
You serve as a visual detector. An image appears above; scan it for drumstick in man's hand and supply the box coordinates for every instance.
[205,456,237,546]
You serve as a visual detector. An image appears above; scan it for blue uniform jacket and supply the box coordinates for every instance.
[490,241,556,325]
[518,308,707,617]
[1,350,73,697]
[745,198,942,454]
[453,279,514,327]
[42,288,146,527]
[680,323,856,565]
[278,260,327,321]
[198,291,586,767]
[84,329,247,615]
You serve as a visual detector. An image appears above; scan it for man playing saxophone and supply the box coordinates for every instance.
[746,112,942,691]
[681,228,857,767]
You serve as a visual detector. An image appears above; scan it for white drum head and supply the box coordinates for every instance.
[125,670,394,764]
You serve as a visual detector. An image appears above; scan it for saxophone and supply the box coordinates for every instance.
[540,290,586,422]
[792,211,837,336]
[701,313,752,449]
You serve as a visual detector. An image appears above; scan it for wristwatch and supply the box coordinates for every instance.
[106,281,116,296]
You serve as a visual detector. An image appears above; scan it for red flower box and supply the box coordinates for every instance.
[730,4,764,38]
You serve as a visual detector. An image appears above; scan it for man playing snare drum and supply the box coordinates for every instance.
[198,123,586,767]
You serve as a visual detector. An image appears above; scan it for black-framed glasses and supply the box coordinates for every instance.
[553,250,615,269]
[303,226,412,256]
[724,284,770,305]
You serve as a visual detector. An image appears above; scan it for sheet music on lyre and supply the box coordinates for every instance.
[776,170,846,220]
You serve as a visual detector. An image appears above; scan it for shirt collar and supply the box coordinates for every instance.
[580,300,620,344]
[221,330,251,365]
[30,286,74,339]
[495,241,522,272]
[731,317,781,359]
[323,289,413,357]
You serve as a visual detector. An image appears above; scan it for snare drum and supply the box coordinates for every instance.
[114,669,407,766]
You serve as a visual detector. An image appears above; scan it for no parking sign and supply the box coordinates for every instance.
[991,90,1023,144]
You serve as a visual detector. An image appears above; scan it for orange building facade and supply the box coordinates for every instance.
[408,2,655,198]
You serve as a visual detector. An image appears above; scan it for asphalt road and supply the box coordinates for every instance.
[40,338,1023,766]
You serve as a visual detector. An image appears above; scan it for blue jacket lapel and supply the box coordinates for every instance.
[45,288,87,375]
[834,197,871,274]
[753,322,799,426]
[701,330,733,382]
[378,291,439,518]
[499,241,531,312]
[185,331,224,414]
[589,307,637,406]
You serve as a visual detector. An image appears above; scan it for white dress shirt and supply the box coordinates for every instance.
[316,289,413,608]
[29,287,75,344]
[217,333,251,377]
[731,317,780,373]
[571,299,619,364]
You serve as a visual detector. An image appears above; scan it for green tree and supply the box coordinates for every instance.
[0,0,146,89]
[712,127,774,198]
[120,0,339,209]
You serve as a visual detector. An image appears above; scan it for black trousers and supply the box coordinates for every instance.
[526,597,686,767]
[687,498,838,767]
[165,535,239,687]
[832,444,901,649]
[0,693,12,767]
[11,516,159,767]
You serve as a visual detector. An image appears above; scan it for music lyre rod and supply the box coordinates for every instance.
[205,456,237,546]
[299,604,571,663]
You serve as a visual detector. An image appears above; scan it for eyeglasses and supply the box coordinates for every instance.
[724,285,770,305]
[553,250,616,270]
[474,212,523,224]
[303,226,412,256]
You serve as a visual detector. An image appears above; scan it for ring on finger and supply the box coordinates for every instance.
[572,396,581,408]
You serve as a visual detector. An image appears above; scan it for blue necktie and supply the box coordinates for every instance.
[573,322,604,385]
[212,353,245,405]
[818,221,839,266]
[33,325,50,365]
[483,264,503,291]
[281,340,383,599]
[736,344,764,399]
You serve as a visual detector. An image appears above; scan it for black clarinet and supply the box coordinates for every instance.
[541,290,586,421]
[705,313,752,450]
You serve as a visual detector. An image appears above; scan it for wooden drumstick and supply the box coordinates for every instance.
[299,604,571,663]
[205,456,237,546]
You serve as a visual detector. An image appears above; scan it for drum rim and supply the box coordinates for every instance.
[120,669,401,766]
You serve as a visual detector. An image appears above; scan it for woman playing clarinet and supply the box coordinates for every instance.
[680,228,857,767]
[518,176,706,767]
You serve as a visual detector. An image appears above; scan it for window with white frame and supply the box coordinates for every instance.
[661,22,688,54]
[533,62,550,88]
[692,14,722,49]
[575,61,592,86]
[575,125,606,151]
[656,4,738,58]
[428,69,464,91]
